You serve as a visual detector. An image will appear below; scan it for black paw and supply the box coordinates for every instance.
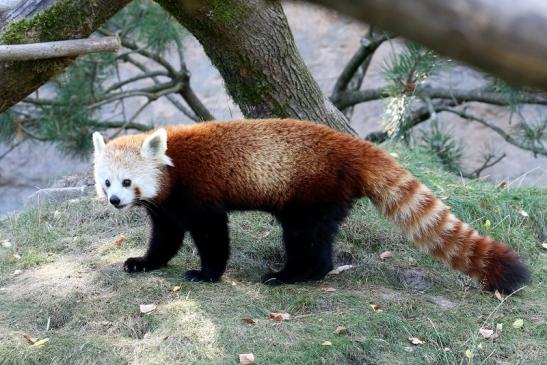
[261,271,299,286]
[123,257,159,273]
[184,269,221,283]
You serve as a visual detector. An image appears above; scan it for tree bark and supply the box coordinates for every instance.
[157,0,355,134]
[0,0,130,113]
[299,0,547,91]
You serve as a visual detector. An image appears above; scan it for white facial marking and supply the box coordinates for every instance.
[92,130,173,209]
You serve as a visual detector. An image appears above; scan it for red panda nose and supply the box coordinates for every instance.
[109,195,121,207]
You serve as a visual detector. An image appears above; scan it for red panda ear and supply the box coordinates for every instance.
[92,132,106,157]
[141,128,174,166]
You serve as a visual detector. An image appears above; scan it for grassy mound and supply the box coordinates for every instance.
[0,145,545,364]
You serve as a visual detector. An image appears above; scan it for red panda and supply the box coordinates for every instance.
[92,119,529,293]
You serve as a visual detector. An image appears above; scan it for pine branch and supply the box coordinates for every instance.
[89,81,183,108]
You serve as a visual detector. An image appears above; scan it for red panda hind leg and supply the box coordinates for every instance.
[262,200,353,286]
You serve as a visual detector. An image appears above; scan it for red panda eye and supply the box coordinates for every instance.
[105,179,110,187]
[122,179,131,187]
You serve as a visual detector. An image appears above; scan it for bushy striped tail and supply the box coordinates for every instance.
[360,143,530,293]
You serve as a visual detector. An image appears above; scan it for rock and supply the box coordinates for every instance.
[398,269,432,292]
[25,186,94,208]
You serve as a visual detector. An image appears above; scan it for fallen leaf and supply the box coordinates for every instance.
[30,338,49,348]
[541,243,547,250]
[171,286,181,292]
[519,210,529,217]
[512,319,524,329]
[269,312,290,321]
[484,220,491,229]
[258,231,271,238]
[241,318,257,325]
[494,290,503,302]
[239,353,255,364]
[496,323,503,331]
[140,304,156,314]
[53,210,61,219]
[497,181,507,189]
[370,304,383,313]
[322,287,336,293]
[23,334,38,344]
[465,349,475,359]
[13,269,22,276]
[334,326,349,335]
[408,337,424,345]
[321,341,332,346]
[478,343,483,350]
[1,240,12,248]
[379,251,393,259]
[328,265,354,275]
[13,253,21,260]
[440,195,449,201]
[479,328,494,339]
[113,234,126,247]
[390,152,399,158]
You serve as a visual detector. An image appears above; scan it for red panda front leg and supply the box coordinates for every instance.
[184,211,230,282]
[124,214,185,273]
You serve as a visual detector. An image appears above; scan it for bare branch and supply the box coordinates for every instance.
[0,36,120,61]
[0,139,24,161]
[89,120,152,132]
[334,85,547,109]
[331,31,391,98]
[438,107,547,156]
[463,153,507,179]
[104,70,170,93]
[89,81,183,109]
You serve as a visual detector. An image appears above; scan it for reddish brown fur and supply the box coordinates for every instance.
[111,119,529,292]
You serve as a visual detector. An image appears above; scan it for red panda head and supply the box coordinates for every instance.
[92,129,173,209]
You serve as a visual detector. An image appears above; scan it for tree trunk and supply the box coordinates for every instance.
[0,0,130,112]
[157,0,355,134]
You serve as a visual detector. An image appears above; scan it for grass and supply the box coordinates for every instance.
[0,144,545,365]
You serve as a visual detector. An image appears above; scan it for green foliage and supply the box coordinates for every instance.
[0,112,18,142]
[514,118,547,153]
[420,120,464,173]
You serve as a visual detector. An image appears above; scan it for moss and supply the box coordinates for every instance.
[0,0,89,44]
[210,0,245,24]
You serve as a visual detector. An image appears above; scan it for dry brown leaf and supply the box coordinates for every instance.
[494,290,503,302]
[479,327,494,339]
[140,304,156,314]
[519,210,529,217]
[498,181,507,189]
[496,323,503,333]
[113,234,126,247]
[13,269,22,276]
[269,312,290,321]
[408,337,425,345]
[239,353,255,364]
[171,286,181,292]
[322,287,337,293]
[370,304,383,313]
[23,334,38,344]
[334,326,349,335]
[241,318,257,325]
[379,251,393,259]
[321,341,332,346]
[12,253,21,260]
[328,265,354,275]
